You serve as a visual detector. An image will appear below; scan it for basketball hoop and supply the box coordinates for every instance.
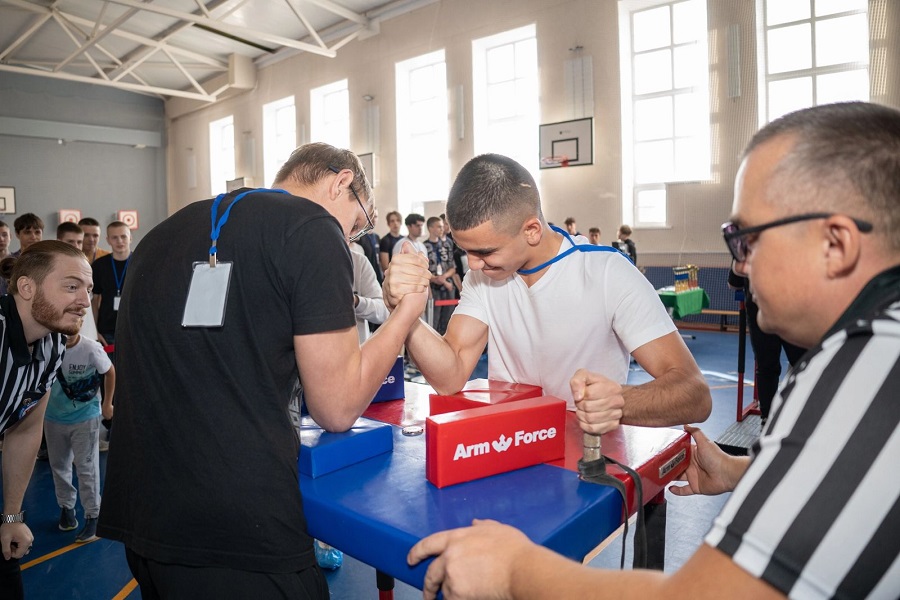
[540,155,570,168]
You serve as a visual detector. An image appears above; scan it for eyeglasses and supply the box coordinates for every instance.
[722,212,873,262]
[328,165,374,242]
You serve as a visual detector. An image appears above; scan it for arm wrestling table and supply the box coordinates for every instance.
[299,383,690,595]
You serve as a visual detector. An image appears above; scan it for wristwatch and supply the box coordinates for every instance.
[1,511,25,524]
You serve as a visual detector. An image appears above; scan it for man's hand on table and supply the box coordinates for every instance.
[408,519,531,600]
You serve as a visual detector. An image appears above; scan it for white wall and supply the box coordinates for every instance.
[164,0,900,265]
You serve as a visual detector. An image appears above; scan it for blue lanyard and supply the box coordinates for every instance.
[209,188,289,259]
[516,225,629,275]
[111,255,130,294]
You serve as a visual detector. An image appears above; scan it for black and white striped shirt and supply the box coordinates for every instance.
[707,282,900,598]
[0,295,66,434]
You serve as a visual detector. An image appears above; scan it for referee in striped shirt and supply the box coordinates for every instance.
[0,241,92,600]
[406,102,900,598]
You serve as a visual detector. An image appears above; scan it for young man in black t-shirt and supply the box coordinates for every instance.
[90,221,132,349]
[98,143,427,599]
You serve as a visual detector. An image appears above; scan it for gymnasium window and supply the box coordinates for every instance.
[472,24,539,176]
[756,0,869,124]
[618,0,711,228]
[209,115,235,195]
[396,49,449,217]
[311,79,350,148]
[262,96,296,187]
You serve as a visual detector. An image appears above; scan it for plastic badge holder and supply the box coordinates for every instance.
[372,356,404,403]
[428,379,543,416]
[425,396,566,488]
[298,416,393,478]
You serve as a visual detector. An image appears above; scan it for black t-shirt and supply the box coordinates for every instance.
[97,189,355,575]
[379,233,403,263]
[92,255,131,334]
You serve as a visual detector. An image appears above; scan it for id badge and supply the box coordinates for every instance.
[182,262,233,327]
[113,295,121,311]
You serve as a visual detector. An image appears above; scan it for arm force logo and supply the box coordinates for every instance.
[453,427,557,460]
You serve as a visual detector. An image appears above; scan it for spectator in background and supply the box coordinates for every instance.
[57,224,97,341]
[56,222,83,251]
[354,208,383,285]
[12,213,43,257]
[728,268,805,424]
[349,245,389,343]
[379,211,404,273]
[393,213,427,256]
[588,227,602,245]
[613,224,637,265]
[91,221,132,352]
[44,325,115,543]
[442,213,466,295]
[564,216,580,236]
[424,216,456,335]
[78,218,110,264]
[0,221,10,296]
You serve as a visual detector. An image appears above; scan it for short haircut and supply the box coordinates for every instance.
[385,211,402,223]
[446,154,543,235]
[746,101,900,252]
[0,221,8,230]
[57,222,83,239]
[274,142,372,204]
[564,217,576,226]
[78,217,101,228]
[0,240,86,296]
[107,220,130,232]
[14,213,43,233]
[588,227,600,235]
[618,224,632,236]
[426,216,442,228]
[405,213,425,227]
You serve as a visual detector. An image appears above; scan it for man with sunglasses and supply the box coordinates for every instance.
[98,143,426,599]
[403,102,900,598]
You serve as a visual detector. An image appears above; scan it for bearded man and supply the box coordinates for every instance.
[0,240,92,599]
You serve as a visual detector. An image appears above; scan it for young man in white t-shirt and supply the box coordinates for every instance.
[384,153,711,432]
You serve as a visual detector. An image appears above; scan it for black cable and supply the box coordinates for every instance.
[577,455,646,569]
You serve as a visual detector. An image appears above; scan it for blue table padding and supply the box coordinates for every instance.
[298,416,393,478]
[300,425,621,590]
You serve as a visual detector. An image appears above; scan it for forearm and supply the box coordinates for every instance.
[306,303,423,431]
[509,544,668,599]
[2,408,46,514]
[102,370,116,407]
[621,368,711,426]
[405,320,476,395]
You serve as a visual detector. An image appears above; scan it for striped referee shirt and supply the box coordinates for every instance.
[0,294,66,435]
[706,266,900,599]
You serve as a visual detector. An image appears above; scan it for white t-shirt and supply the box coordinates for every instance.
[454,240,674,409]
[392,237,427,257]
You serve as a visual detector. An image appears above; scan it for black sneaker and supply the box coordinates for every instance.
[75,517,98,543]
[58,507,77,531]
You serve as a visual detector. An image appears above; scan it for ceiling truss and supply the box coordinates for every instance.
[0,0,378,102]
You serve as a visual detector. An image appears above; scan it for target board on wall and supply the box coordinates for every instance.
[117,210,139,230]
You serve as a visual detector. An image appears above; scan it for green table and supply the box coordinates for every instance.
[657,287,710,320]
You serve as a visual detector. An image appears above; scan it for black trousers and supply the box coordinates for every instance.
[0,557,23,600]
[125,548,328,600]
[746,299,806,420]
